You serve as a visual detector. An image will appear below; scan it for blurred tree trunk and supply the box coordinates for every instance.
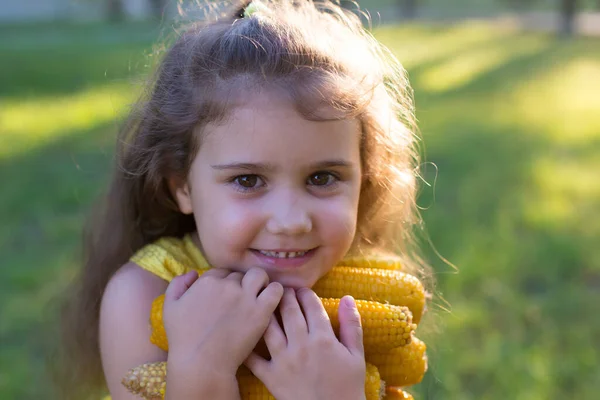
[398,0,418,20]
[107,0,125,22]
[559,0,578,36]
[149,0,168,20]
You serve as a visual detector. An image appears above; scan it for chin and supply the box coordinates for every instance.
[269,273,319,289]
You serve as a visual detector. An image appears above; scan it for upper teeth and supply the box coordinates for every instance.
[259,250,308,258]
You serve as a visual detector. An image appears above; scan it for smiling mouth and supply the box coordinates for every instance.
[251,249,315,259]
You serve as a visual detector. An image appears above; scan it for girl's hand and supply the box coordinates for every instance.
[163,268,284,388]
[245,288,367,400]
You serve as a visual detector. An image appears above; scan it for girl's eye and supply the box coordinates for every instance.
[229,175,265,193]
[308,172,337,186]
[234,175,263,189]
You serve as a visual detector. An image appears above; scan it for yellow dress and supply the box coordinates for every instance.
[124,234,426,400]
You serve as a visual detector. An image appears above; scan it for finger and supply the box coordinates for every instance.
[263,314,287,355]
[338,295,364,357]
[280,288,308,342]
[296,288,334,334]
[224,271,244,283]
[242,267,269,295]
[243,352,270,383]
[200,268,230,279]
[257,281,284,312]
[164,271,198,301]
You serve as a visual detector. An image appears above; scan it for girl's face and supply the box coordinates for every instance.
[173,92,362,288]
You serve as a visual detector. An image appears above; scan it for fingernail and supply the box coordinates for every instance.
[343,296,356,309]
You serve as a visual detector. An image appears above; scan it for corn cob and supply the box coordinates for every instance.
[384,387,414,400]
[150,295,416,353]
[320,298,416,352]
[367,337,427,387]
[122,362,166,400]
[313,267,426,323]
[366,362,386,400]
[123,362,384,400]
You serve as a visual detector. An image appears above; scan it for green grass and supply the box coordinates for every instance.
[1,18,599,400]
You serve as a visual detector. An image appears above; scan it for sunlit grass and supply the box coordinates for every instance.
[419,36,548,92]
[526,157,600,228]
[376,23,511,69]
[513,58,600,142]
[504,53,600,239]
[0,84,135,159]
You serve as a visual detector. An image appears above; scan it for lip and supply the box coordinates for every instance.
[258,248,308,252]
[250,248,317,269]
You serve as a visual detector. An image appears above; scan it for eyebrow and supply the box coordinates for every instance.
[211,160,354,172]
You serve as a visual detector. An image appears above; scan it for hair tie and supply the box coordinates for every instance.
[243,1,266,18]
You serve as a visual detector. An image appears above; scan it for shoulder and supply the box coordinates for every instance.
[99,262,169,398]
[100,262,168,334]
[101,262,169,312]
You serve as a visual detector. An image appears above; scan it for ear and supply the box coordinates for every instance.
[168,176,193,215]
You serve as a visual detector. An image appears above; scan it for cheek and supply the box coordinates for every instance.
[194,191,263,251]
[316,197,358,245]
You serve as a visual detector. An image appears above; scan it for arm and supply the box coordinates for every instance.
[99,262,168,400]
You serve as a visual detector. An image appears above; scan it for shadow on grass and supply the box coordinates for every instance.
[0,22,159,98]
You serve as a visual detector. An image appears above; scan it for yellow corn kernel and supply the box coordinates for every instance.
[123,362,384,400]
[339,257,402,270]
[150,296,416,353]
[367,338,427,387]
[122,362,166,400]
[321,298,416,353]
[365,362,385,400]
[313,267,426,323]
[384,387,414,400]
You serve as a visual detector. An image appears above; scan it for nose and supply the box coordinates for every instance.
[265,190,312,236]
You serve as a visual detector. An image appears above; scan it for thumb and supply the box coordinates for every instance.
[338,295,364,357]
[165,270,198,302]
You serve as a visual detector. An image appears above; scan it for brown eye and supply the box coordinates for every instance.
[235,175,259,188]
[308,172,334,186]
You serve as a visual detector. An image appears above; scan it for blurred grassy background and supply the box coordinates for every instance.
[1,1,600,398]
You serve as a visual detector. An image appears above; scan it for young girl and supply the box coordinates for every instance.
[58,0,431,399]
